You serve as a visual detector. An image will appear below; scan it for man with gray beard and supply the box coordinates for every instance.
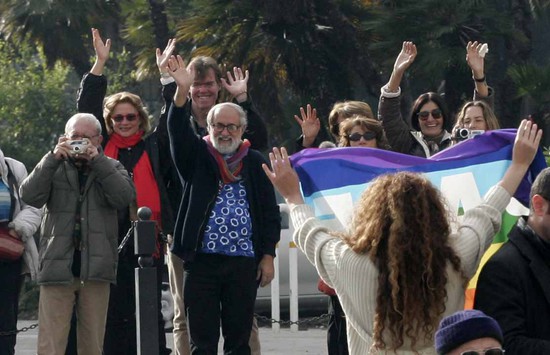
[166,54,281,355]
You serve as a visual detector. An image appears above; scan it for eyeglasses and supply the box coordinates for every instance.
[348,131,376,142]
[112,113,139,123]
[211,122,241,133]
[460,348,505,355]
[417,108,443,120]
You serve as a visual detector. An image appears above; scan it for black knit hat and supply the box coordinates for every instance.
[435,310,503,354]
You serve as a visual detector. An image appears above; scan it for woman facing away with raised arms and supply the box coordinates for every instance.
[379,41,492,157]
[263,119,541,354]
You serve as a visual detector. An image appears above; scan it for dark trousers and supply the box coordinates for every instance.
[0,259,23,355]
[327,295,349,355]
[184,253,257,355]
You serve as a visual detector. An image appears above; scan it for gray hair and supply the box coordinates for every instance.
[206,102,247,127]
[65,113,102,135]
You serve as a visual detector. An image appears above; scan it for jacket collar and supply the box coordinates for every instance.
[510,217,550,304]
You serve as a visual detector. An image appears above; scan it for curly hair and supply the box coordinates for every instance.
[103,91,152,135]
[338,115,391,150]
[344,172,464,352]
[328,101,374,140]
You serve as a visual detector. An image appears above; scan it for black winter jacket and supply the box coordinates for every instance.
[167,104,280,263]
[474,217,550,354]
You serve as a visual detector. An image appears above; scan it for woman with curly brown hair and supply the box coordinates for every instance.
[263,119,541,354]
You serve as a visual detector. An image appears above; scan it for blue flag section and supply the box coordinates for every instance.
[290,129,547,231]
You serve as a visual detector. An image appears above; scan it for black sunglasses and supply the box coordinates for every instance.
[417,108,443,120]
[348,131,376,142]
[112,113,138,123]
[460,348,505,355]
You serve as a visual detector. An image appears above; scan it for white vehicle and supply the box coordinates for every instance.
[254,203,327,317]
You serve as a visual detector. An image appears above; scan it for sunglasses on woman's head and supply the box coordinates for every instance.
[112,113,138,123]
[348,131,376,142]
[417,108,443,120]
[460,348,505,355]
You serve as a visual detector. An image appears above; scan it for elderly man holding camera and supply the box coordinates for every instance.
[20,113,135,355]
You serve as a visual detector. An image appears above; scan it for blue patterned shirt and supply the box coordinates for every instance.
[200,180,254,257]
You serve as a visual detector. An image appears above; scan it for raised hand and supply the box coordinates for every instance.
[393,41,417,74]
[90,28,111,76]
[167,55,195,106]
[167,55,194,88]
[92,28,111,64]
[499,119,543,196]
[466,41,486,79]
[221,67,249,102]
[156,38,176,74]
[294,104,320,148]
[512,119,542,167]
[262,147,304,206]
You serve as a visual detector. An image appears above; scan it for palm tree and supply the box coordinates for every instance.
[363,0,515,117]
[170,0,382,146]
[0,0,119,76]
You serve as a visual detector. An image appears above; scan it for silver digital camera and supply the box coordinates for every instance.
[454,128,485,141]
[67,139,89,154]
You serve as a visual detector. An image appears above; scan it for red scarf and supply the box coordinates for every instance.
[105,132,162,256]
[203,135,251,184]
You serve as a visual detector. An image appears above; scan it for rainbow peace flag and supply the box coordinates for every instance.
[290,129,546,309]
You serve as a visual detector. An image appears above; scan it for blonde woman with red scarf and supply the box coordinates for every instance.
[72,28,174,355]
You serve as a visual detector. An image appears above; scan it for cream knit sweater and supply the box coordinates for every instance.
[291,185,511,354]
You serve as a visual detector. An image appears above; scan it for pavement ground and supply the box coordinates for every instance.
[14,320,328,354]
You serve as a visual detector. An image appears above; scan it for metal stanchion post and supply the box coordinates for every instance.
[134,207,159,355]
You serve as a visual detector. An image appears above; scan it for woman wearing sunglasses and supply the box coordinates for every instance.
[379,41,492,157]
[75,28,173,355]
[338,116,391,149]
[294,101,375,152]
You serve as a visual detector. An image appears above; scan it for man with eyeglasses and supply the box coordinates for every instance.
[165,54,280,354]
[474,167,550,354]
[19,113,135,355]
[435,310,505,355]
[156,41,269,355]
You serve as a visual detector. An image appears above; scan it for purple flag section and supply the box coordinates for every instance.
[290,129,547,206]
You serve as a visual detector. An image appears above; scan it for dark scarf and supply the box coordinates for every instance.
[203,135,251,184]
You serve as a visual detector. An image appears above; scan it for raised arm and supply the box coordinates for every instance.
[378,42,419,155]
[386,41,417,93]
[90,28,111,76]
[221,67,269,151]
[499,119,542,195]
[168,55,194,107]
[262,147,304,209]
[466,41,489,99]
[77,28,111,141]
[155,38,177,155]
[294,104,321,149]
